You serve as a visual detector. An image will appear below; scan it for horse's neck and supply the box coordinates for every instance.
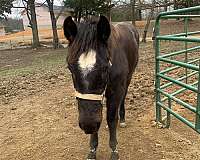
[108,25,121,60]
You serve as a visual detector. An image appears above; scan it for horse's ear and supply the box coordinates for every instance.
[63,16,77,43]
[97,15,111,42]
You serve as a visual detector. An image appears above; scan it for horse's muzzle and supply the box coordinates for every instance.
[79,122,101,134]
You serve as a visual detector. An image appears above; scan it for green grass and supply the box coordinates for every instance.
[0,49,67,77]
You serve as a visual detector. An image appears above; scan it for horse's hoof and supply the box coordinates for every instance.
[87,151,96,160]
[110,152,120,160]
[119,122,126,128]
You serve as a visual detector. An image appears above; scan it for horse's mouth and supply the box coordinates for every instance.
[84,131,97,134]
[82,127,99,134]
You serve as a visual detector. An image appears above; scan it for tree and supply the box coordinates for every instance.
[164,0,168,11]
[141,0,156,43]
[131,0,136,25]
[175,0,200,9]
[107,0,112,21]
[46,0,60,49]
[174,0,178,10]
[63,0,111,21]
[0,0,14,19]
[20,0,40,48]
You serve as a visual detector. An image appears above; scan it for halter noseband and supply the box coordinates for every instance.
[75,90,105,101]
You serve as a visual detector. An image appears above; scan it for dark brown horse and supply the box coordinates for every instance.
[63,16,139,160]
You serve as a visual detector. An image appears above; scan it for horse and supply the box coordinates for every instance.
[63,15,139,160]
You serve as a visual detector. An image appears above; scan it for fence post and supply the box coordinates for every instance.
[155,16,162,123]
[184,17,188,84]
[166,97,171,128]
[10,40,12,50]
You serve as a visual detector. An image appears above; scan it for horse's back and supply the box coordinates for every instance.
[113,22,139,76]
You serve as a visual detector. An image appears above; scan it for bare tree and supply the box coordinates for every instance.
[22,0,40,48]
[107,0,112,21]
[55,5,65,21]
[138,0,142,20]
[164,0,168,11]
[46,0,60,49]
[131,0,136,25]
[141,0,156,43]
[113,0,175,10]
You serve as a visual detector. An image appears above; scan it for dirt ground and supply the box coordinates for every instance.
[0,40,200,160]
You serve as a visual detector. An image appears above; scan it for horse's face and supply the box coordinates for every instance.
[67,49,109,134]
[63,16,111,134]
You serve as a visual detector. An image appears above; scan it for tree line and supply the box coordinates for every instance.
[0,0,200,48]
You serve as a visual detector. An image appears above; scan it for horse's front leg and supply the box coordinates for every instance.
[106,83,127,160]
[87,133,98,160]
[106,95,120,160]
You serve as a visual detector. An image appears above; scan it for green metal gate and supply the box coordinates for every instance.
[155,6,200,133]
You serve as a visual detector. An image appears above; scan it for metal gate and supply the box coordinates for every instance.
[155,6,200,133]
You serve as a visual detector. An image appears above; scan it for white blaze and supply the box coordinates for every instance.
[78,49,96,76]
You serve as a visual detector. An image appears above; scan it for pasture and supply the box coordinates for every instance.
[0,20,200,160]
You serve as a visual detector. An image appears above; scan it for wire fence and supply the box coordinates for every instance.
[0,28,67,50]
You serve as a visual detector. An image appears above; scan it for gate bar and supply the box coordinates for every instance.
[160,58,200,74]
[165,31,200,37]
[159,46,200,59]
[160,71,198,89]
[161,15,200,19]
[156,6,200,20]
[157,36,200,43]
[158,57,199,71]
[158,73,198,93]
[157,101,200,133]
[157,88,196,113]
[161,81,199,102]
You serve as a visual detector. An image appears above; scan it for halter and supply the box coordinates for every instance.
[74,60,112,101]
[75,90,105,101]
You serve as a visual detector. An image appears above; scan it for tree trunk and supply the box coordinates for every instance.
[164,0,168,11]
[107,0,112,22]
[28,0,40,48]
[46,0,59,49]
[138,9,142,20]
[55,5,65,22]
[74,8,78,22]
[174,0,178,10]
[141,0,156,43]
[78,10,82,22]
[138,0,142,21]
[131,0,136,25]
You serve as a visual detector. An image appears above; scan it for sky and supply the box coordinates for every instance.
[10,0,63,19]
